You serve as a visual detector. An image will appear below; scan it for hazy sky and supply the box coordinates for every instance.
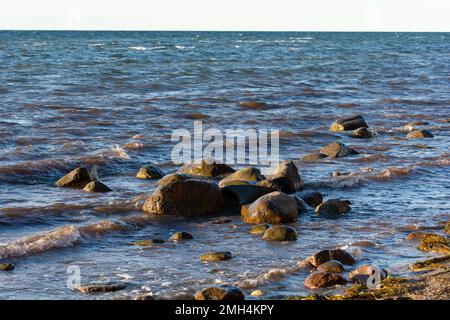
[1,0,449,31]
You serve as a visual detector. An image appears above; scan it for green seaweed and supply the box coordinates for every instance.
[411,255,450,272]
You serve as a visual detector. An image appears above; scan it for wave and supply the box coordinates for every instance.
[128,46,147,51]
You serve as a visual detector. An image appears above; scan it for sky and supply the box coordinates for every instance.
[0,0,449,31]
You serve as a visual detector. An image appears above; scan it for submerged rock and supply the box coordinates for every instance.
[270,160,303,193]
[221,184,276,205]
[242,191,298,224]
[315,199,351,216]
[134,239,165,246]
[304,271,347,289]
[300,191,323,207]
[55,167,92,188]
[218,167,266,187]
[317,260,345,273]
[262,225,297,241]
[169,231,193,241]
[319,142,359,158]
[136,165,165,179]
[78,283,126,293]
[177,159,235,178]
[194,285,245,300]
[407,129,434,139]
[351,127,374,139]
[249,224,271,235]
[83,181,112,193]
[329,114,368,132]
[306,249,356,267]
[200,252,232,262]
[349,265,388,284]
[301,153,328,161]
[238,101,270,110]
[0,263,15,271]
[294,196,309,214]
[143,180,224,217]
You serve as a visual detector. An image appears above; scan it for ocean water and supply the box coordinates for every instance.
[0,31,449,300]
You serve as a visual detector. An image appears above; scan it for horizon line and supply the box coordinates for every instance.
[0,29,449,33]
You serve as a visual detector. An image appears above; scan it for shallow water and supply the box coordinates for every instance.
[0,31,449,300]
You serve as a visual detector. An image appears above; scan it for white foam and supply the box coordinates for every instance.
[129,46,147,51]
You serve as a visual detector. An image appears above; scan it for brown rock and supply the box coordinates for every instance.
[407,130,434,138]
[242,191,298,224]
[78,283,126,293]
[351,127,374,139]
[194,285,245,300]
[317,260,345,273]
[256,179,281,190]
[177,159,235,178]
[316,199,351,216]
[262,225,297,241]
[200,252,232,262]
[55,167,92,188]
[301,153,328,161]
[238,101,270,110]
[83,181,112,193]
[221,184,276,206]
[329,114,368,132]
[270,160,303,193]
[136,165,165,179]
[218,167,266,187]
[169,231,193,241]
[300,191,323,207]
[306,249,356,267]
[0,263,15,271]
[157,173,192,187]
[249,224,271,235]
[319,142,359,158]
[304,271,347,289]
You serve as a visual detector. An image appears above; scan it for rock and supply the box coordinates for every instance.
[143,180,225,217]
[329,114,368,132]
[262,225,297,241]
[250,290,266,297]
[404,121,430,131]
[306,249,356,267]
[256,179,281,190]
[78,283,126,293]
[406,232,433,241]
[351,127,373,139]
[315,199,351,216]
[249,224,271,235]
[301,153,328,161]
[220,184,276,205]
[200,252,232,262]
[211,218,232,224]
[55,167,92,188]
[319,142,359,158]
[300,191,323,207]
[294,196,309,213]
[239,101,270,110]
[219,180,250,187]
[349,265,388,284]
[136,165,165,179]
[270,160,303,193]
[194,285,245,300]
[0,263,15,271]
[445,221,450,234]
[407,130,434,138]
[317,260,345,273]
[304,271,347,289]
[218,167,266,187]
[83,181,112,193]
[242,191,298,224]
[417,234,450,254]
[169,231,193,241]
[134,239,165,246]
[177,159,235,178]
[157,173,192,187]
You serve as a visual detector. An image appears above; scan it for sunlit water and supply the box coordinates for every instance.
[0,31,449,299]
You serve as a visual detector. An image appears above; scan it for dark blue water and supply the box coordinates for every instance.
[0,31,449,299]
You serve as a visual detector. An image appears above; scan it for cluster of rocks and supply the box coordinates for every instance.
[55,167,111,193]
[133,231,194,246]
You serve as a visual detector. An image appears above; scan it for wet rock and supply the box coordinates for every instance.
[306,249,356,267]
[250,290,266,297]
[177,159,235,178]
[349,265,388,284]
[417,233,450,254]
[55,167,92,188]
[218,167,266,187]
[300,191,323,207]
[351,240,377,247]
[157,173,192,187]
[221,184,276,206]
[136,165,165,179]
[242,191,298,224]
[194,285,245,300]
[256,179,281,190]
[317,260,345,273]
[0,263,15,271]
[169,231,193,241]
[351,127,373,139]
[83,181,112,193]
[319,142,359,158]
[406,232,432,241]
[445,221,450,234]
[212,218,232,224]
[143,180,224,217]
[294,196,309,214]
[404,121,429,131]
[270,160,303,193]
[330,114,368,132]
[200,252,232,262]
[239,101,270,110]
[262,225,297,241]
[315,199,351,216]
[304,271,347,289]
[407,130,434,138]
[249,224,271,235]
[134,239,165,246]
[78,283,126,293]
[301,153,328,161]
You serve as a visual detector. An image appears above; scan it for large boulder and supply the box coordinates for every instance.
[270,160,303,193]
[157,173,192,187]
[304,271,347,289]
[262,225,297,241]
[142,180,225,217]
[306,249,356,267]
[136,165,165,179]
[177,159,235,178]
[194,285,245,300]
[330,115,368,132]
[300,191,323,207]
[315,199,352,216]
[319,142,359,158]
[242,191,298,224]
[317,260,345,273]
[220,184,276,205]
[55,167,92,188]
[218,167,266,187]
[407,129,434,139]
